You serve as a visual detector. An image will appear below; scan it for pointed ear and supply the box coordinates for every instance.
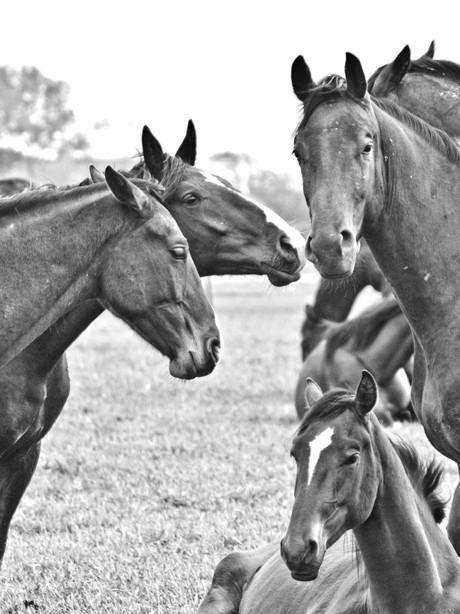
[354,370,378,417]
[175,119,197,165]
[291,56,315,102]
[88,164,105,184]
[421,40,435,59]
[305,378,323,411]
[105,166,152,214]
[371,46,411,96]
[345,52,368,99]
[142,125,164,181]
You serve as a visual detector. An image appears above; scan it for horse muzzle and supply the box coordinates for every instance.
[306,229,358,279]
[280,534,325,582]
[169,336,221,379]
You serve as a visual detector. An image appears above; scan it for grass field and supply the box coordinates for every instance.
[0,269,457,613]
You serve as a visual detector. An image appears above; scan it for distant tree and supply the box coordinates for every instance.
[0,65,88,159]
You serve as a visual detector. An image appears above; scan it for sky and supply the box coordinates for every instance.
[1,0,460,175]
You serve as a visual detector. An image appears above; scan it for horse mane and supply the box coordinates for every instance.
[298,389,447,523]
[390,437,447,524]
[128,152,188,201]
[372,96,460,167]
[368,56,460,93]
[0,176,165,217]
[324,298,402,362]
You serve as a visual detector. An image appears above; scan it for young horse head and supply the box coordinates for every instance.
[280,371,460,613]
[0,168,220,378]
[138,123,306,286]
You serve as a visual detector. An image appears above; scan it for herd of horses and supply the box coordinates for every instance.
[3,40,460,612]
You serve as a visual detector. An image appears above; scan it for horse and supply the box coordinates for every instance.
[300,238,391,360]
[295,298,413,424]
[198,372,460,614]
[290,51,460,553]
[0,177,36,196]
[368,41,460,141]
[0,123,305,565]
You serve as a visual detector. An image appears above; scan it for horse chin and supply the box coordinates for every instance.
[290,569,319,582]
[169,345,220,380]
[262,264,302,287]
[315,259,355,280]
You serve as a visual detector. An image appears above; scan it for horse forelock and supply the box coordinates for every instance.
[297,389,357,436]
[390,437,447,524]
[294,74,367,139]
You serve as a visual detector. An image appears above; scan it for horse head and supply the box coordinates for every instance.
[292,54,383,279]
[281,371,381,580]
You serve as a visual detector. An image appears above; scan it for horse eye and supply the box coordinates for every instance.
[362,143,373,154]
[183,193,199,205]
[171,247,186,260]
[292,149,301,164]
[344,453,359,466]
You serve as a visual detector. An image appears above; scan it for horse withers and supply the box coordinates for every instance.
[198,373,460,613]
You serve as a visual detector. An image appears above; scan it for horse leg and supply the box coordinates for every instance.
[198,542,278,614]
[0,442,41,563]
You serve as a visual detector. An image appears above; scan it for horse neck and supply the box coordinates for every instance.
[0,186,124,367]
[356,313,413,382]
[353,427,458,613]
[366,107,460,348]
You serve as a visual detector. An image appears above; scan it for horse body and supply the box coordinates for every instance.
[199,374,460,613]
[291,52,460,551]
[0,124,305,564]
[295,299,413,423]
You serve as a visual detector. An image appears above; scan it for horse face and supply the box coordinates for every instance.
[281,401,379,581]
[165,167,306,286]
[294,98,380,280]
[100,177,220,380]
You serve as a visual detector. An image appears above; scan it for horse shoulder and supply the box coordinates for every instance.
[198,542,278,614]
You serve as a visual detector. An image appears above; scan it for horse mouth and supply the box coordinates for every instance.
[261,263,302,287]
[290,570,318,582]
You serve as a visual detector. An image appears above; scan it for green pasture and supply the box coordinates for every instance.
[0,271,456,613]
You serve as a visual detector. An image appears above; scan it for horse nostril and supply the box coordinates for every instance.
[340,229,355,248]
[206,337,221,364]
[278,234,296,260]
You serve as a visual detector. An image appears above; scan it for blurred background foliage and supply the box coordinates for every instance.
[0,65,308,233]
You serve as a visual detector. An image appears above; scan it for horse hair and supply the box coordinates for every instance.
[368,56,460,94]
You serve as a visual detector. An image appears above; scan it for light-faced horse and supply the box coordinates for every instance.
[0,123,305,564]
[296,298,413,424]
[198,372,460,614]
[290,51,460,553]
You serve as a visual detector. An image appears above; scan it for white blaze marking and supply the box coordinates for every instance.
[200,171,306,251]
[307,427,334,486]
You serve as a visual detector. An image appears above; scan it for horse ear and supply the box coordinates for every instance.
[345,52,368,100]
[105,166,151,214]
[142,125,164,181]
[305,378,323,410]
[291,56,314,102]
[354,370,379,416]
[88,164,105,184]
[306,304,319,323]
[371,46,411,96]
[175,119,197,166]
[421,40,435,59]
